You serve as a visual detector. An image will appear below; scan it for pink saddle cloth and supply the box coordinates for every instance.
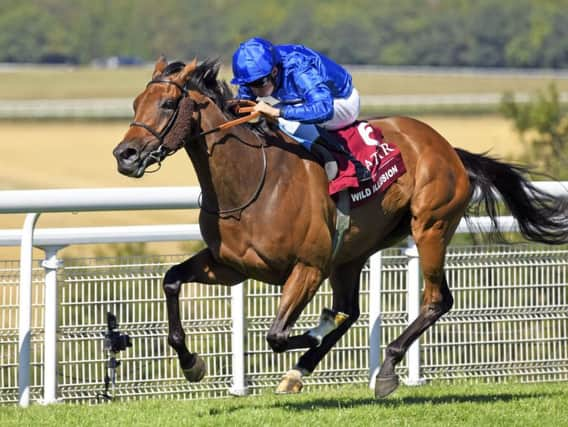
[327,121,406,207]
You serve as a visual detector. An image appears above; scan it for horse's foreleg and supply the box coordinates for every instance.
[163,248,245,382]
[266,263,324,353]
[276,258,365,394]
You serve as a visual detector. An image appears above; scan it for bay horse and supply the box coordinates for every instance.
[113,57,568,398]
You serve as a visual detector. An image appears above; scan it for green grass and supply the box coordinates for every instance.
[2,65,568,100]
[0,66,153,99]
[2,382,567,427]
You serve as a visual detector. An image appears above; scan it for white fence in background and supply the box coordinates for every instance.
[0,184,566,406]
[2,93,568,118]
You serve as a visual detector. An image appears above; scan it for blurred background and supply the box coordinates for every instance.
[1,0,567,258]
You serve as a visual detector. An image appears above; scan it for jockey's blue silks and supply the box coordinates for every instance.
[233,38,354,124]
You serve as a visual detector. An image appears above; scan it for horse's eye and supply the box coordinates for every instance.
[161,99,178,110]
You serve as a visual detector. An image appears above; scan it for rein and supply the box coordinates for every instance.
[196,106,261,138]
[196,104,268,217]
[129,78,267,216]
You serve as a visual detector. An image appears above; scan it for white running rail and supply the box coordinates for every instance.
[0,182,566,406]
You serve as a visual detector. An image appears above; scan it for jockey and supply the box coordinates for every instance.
[231,37,361,152]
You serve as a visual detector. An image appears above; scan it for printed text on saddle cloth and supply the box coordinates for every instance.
[328,121,406,207]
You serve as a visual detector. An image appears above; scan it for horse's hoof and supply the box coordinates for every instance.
[375,374,399,398]
[275,370,304,394]
[182,354,206,382]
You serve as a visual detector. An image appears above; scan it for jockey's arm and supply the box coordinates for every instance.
[279,65,334,124]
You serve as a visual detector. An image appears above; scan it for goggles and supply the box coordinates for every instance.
[246,74,272,88]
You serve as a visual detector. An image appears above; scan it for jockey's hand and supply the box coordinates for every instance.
[254,101,280,119]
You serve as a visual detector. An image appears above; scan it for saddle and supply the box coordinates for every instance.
[314,121,406,206]
[312,128,372,184]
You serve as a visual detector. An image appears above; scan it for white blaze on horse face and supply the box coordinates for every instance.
[358,122,379,146]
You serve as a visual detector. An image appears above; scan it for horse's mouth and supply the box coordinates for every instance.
[118,156,157,178]
[115,144,168,178]
[118,164,146,178]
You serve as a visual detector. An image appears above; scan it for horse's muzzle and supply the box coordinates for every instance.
[113,140,146,177]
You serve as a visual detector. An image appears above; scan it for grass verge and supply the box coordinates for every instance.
[1,381,567,427]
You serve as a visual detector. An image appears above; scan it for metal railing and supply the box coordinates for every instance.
[0,183,566,406]
[2,93,568,118]
[1,245,566,405]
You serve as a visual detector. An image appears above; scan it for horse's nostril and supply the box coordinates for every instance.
[120,147,138,162]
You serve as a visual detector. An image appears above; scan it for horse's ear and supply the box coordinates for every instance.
[178,58,198,81]
[152,55,168,79]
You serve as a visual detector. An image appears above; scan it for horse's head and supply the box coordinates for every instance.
[113,56,198,177]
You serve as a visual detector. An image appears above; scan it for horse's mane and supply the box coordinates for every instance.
[164,59,235,116]
[165,58,278,136]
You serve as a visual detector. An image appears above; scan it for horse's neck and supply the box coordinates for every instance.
[187,100,267,211]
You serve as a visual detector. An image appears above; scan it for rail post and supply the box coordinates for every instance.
[39,245,65,405]
[18,213,40,407]
[229,282,248,396]
[368,252,382,388]
[404,239,425,386]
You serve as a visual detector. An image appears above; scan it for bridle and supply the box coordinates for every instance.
[129,76,268,216]
[129,78,190,171]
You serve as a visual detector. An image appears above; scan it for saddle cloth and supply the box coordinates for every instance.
[324,121,406,207]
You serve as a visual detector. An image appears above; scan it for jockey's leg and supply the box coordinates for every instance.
[276,88,368,181]
[278,120,339,179]
[320,87,360,131]
[278,119,320,151]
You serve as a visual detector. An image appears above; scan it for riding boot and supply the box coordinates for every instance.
[310,138,338,181]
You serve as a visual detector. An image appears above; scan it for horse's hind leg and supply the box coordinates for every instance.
[375,203,465,398]
[163,248,245,382]
[276,257,366,394]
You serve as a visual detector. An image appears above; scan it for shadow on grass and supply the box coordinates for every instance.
[201,390,561,417]
[288,391,563,411]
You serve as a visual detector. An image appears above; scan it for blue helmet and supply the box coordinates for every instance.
[231,37,279,85]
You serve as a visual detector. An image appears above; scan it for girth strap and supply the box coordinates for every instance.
[331,190,350,260]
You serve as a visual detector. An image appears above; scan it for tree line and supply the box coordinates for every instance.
[501,85,568,180]
[1,0,568,68]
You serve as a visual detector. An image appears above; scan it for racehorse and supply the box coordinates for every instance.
[113,57,568,398]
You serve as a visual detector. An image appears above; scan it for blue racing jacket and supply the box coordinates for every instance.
[236,44,353,124]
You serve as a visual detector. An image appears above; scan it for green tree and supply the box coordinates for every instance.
[500,84,568,180]
[2,0,568,67]
[0,4,75,62]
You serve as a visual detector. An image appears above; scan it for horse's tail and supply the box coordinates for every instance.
[455,148,568,245]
